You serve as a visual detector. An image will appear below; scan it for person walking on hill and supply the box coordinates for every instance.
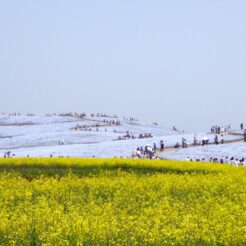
[241,123,244,130]
[221,135,224,144]
[193,135,198,146]
[214,135,219,145]
[153,143,157,152]
[218,127,221,134]
[182,137,187,148]
[160,140,164,151]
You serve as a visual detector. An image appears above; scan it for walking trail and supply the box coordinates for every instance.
[155,133,244,157]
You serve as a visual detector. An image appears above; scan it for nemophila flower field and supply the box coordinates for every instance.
[0,158,245,245]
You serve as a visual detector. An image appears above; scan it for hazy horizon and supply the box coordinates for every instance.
[1,1,246,132]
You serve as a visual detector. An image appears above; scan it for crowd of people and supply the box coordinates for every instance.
[132,140,165,159]
[74,119,121,131]
[211,123,246,134]
[90,113,118,118]
[117,132,153,141]
[1,113,21,116]
[0,112,120,119]
[185,156,245,166]
[103,119,121,125]
[180,134,227,148]
[63,112,119,119]
[75,124,101,131]
[210,124,231,134]
[123,117,138,122]
[60,112,119,119]
[3,151,15,158]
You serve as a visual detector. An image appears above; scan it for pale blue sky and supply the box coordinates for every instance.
[0,1,245,131]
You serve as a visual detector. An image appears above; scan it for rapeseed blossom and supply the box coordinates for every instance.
[0,158,244,245]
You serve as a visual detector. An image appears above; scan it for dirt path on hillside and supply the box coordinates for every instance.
[155,134,244,157]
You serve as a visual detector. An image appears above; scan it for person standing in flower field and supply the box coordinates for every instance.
[221,135,224,144]
[214,135,219,145]
[160,140,164,151]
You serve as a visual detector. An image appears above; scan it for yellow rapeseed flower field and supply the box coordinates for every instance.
[0,158,245,245]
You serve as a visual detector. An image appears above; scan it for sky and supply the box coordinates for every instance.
[0,0,246,131]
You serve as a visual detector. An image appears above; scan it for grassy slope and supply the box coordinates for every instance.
[0,158,245,245]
